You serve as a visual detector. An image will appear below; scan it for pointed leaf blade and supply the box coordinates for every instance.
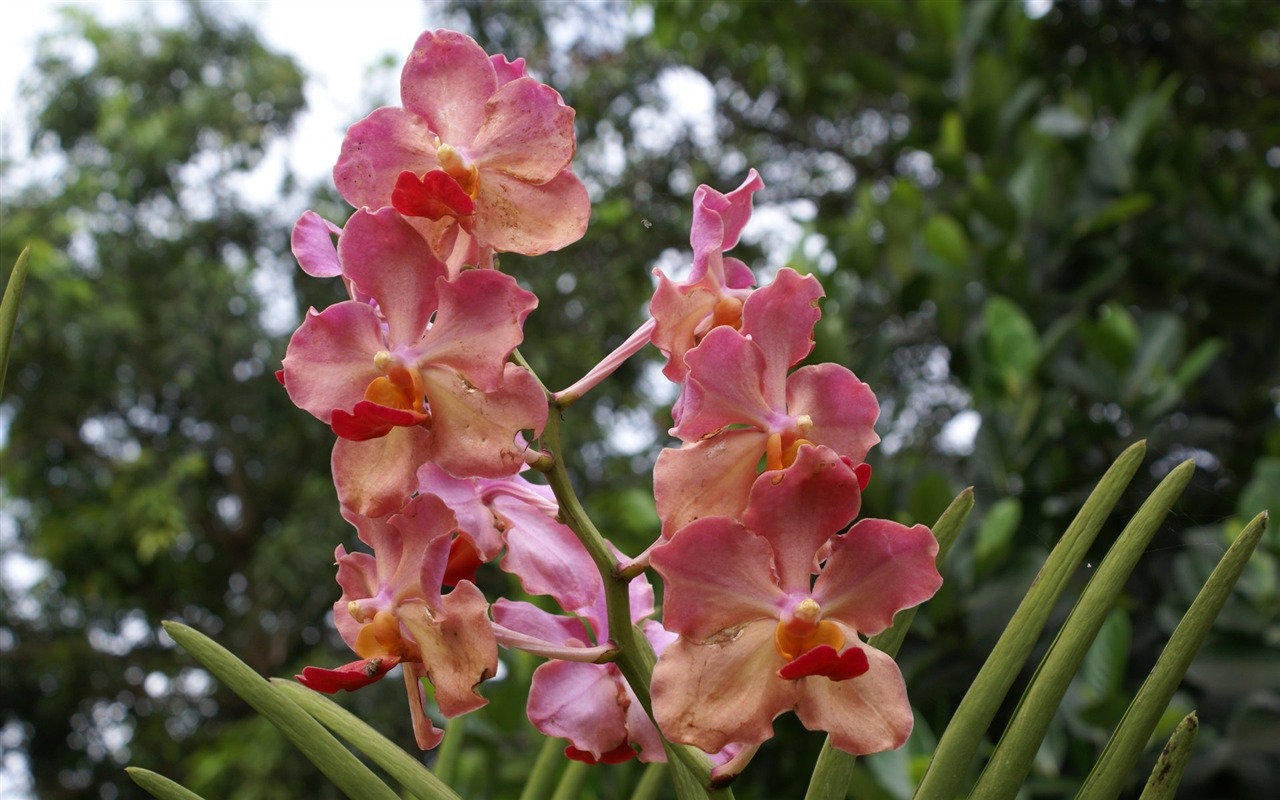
[162,621,400,800]
[914,440,1147,800]
[970,459,1195,797]
[1077,511,1268,799]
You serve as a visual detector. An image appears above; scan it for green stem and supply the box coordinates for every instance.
[532,370,727,798]
[549,760,589,800]
[519,736,567,800]
[433,714,466,785]
[631,762,669,800]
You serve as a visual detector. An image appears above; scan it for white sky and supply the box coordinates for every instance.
[1,0,438,189]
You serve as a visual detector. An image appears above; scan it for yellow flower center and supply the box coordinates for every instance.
[437,143,480,198]
[773,598,844,661]
[364,354,427,415]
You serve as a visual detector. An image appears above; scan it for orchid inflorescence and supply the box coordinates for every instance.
[278,28,942,780]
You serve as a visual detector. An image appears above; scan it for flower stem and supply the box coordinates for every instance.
[532,367,729,798]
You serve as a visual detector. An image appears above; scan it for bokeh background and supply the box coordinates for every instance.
[2,1,1278,797]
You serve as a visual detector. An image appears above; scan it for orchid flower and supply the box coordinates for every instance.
[334,29,589,270]
[650,169,764,384]
[296,494,498,750]
[650,445,941,755]
[653,266,877,533]
[280,207,547,517]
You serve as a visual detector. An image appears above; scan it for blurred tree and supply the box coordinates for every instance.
[2,0,1277,798]
[0,6,361,798]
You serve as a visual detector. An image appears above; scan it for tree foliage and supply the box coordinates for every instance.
[1,0,1277,798]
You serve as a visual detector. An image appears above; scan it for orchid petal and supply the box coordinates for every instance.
[813,519,941,637]
[400,29,497,144]
[334,107,438,210]
[471,168,590,255]
[786,364,881,463]
[471,77,576,183]
[291,211,343,278]
[651,622,795,753]
[793,642,915,755]
[398,582,497,719]
[282,302,385,424]
[649,521,784,641]
[528,660,629,761]
[419,363,547,479]
[338,208,446,346]
[415,269,536,392]
[743,445,863,594]
[675,327,777,441]
[654,431,768,536]
[331,427,432,519]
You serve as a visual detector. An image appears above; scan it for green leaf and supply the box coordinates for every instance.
[983,295,1041,395]
[970,459,1195,798]
[125,767,209,800]
[1,246,31,396]
[805,488,975,800]
[161,622,401,800]
[1137,712,1199,800]
[1034,106,1088,138]
[975,497,1021,577]
[923,214,970,268]
[1077,511,1269,799]
[913,441,1146,800]
[270,679,463,800]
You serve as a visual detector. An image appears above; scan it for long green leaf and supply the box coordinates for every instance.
[805,487,975,800]
[162,622,399,800]
[1136,712,1199,800]
[913,440,1147,800]
[518,735,567,800]
[1,246,31,395]
[271,678,462,800]
[1077,511,1268,799]
[970,458,1195,797]
[124,767,208,800]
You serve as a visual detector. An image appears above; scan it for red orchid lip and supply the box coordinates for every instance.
[296,656,401,693]
[776,644,869,682]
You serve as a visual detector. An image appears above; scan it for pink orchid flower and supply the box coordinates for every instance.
[650,445,942,755]
[334,29,589,270]
[650,169,764,384]
[296,494,497,750]
[653,267,877,533]
[280,207,548,517]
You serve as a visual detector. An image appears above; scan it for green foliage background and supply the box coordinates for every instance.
[1,1,1277,798]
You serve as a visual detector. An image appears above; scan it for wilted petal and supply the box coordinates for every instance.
[420,363,547,479]
[399,581,497,719]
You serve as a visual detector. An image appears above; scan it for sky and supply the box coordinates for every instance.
[1,0,438,190]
